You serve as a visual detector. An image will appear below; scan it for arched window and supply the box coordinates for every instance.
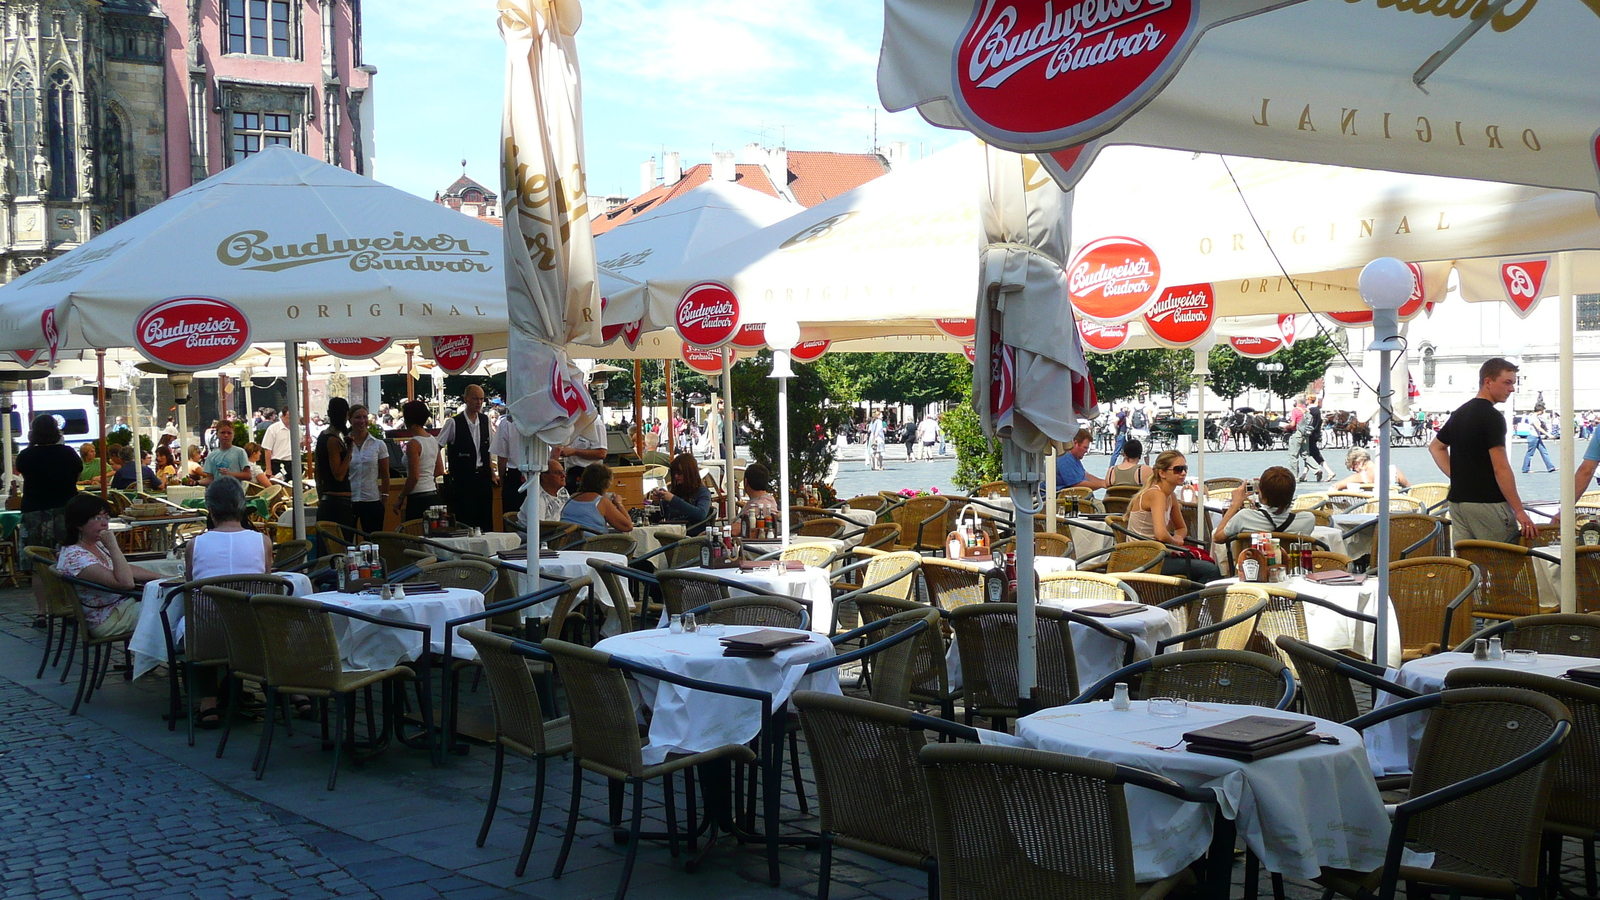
[9,68,36,196]
[1422,346,1436,388]
[46,70,76,199]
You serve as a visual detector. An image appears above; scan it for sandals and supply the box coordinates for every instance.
[195,706,223,730]
[291,697,316,720]
[31,615,47,629]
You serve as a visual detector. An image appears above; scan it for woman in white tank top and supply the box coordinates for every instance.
[395,399,445,522]
[183,478,277,727]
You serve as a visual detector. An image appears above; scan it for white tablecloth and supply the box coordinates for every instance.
[946,596,1178,692]
[596,626,841,765]
[833,507,879,545]
[999,701,1389,881]
[501,549,629,628]
[315,587,484,670]
[628,523,687,557]
[742,535,847,559]
[129,568,316,679]
[977,556,1078,576]
[1062,517,1114,560]
[680,564,834,635]
[1332,514,1376,561]
[1366,651,1593,776]
[428,531,522,560]
[1212,575,1401,668]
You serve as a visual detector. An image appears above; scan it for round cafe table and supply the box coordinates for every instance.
[995,701,1389,882]
[1210,574,1401,668]
[595,625,840,766]
[681,564,834,635]
[426,530,522,560]
[314,587,483,671]
[499,549,628,632]
[129,569,315,680]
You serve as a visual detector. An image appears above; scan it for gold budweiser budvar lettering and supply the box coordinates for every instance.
[1145,288,1209,322]
[216,231,492,274]
[679,300,736,331]
[966,0,1174,88]
[1069,255,1154,298]
[141,314,242,350]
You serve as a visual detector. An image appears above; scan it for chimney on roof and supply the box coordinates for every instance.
[640,157,657,194]
[880,141,910,170]
[662,151,682,184]
[711,151,736,182]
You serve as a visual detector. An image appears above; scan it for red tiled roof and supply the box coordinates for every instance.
[592,164,779,235]
[441,173,496,200]
[782,151,890,207]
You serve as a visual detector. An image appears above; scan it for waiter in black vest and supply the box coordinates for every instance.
[437,384,497,530]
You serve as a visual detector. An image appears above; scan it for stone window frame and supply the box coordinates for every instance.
[222,0,301,60]
[1578,293,1600,333]
[217,80,311,167]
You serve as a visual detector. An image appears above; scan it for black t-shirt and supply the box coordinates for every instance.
[16,443,84,512]
[315,429,351,494]
[1436,397,1506,503]
[110,462,159,491]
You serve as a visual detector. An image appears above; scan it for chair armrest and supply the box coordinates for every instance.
[1527,547,1561,565]
[805,618,927,674]
[1343,692,1443,733]
[909,710,981,743]
[1052,609,1138,668]
[1153,597,1267,654]
[1117,765,1219,805]
[617,655,773,705]
[1293,591,1379,625]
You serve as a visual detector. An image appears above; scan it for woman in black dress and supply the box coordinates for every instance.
[17,415,85,626]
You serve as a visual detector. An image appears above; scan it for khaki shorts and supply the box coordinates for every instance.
[1448,501,1517,546]
[89,599,142,639]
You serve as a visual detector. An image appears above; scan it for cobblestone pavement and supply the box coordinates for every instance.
[0,588,1587,899]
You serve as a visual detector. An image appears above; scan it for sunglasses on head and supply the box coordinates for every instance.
[1168,465,1188,475]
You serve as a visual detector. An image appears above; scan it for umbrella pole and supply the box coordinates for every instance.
[722,349,736,508]
[1373,344,1395,667]
[129,375,142,495]
[1,389,13,497]
[1194,348,1209,543]
[632,361,643,457]
[406,344,416,400]
[1559,253,1576,612]
[665,360,675,453]
[776,360,791,550]
[1003,440,1043,717]
[96,349,107,500]
[174,378,190,487]
[285,342,307,542]
[1044,448,1056,533]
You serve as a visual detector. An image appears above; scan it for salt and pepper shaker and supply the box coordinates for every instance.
[392,582,405,600]
[1112,682,1131,711]
[670,614,683,634]
[1488,636,1504,660]
[1472,638,1490,660]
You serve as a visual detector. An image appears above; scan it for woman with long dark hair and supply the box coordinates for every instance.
[652,453,712,534]
[18,415,83,626]
[56,494,162,637]
[314,397,353,527]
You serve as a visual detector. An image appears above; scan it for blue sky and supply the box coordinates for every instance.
[364,1,959,201]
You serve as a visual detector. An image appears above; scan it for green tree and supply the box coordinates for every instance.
[1206,346,1256,403]
[729,351,854,494]
[823,353,967,419]
[942,381,1003,491]
[1274,335,1341,403]
[1086,348,1193,405]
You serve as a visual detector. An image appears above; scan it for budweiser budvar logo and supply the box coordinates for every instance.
[681,346,726,375]
[1077,317,1129,352]
[988,329,1015,422]
[790,339,830,363]
[319,337,391,360]
[1068,236,1162,322]
[1229,335,1282,359]
[1142,283,1213,346]
[41,308,59,365]
[731,323,768,350]
[935,318,977,340]
[955,0,1195,146]
[675,282,741,348]
[1500,258,1549,317]
[216,230,493,274]
[550,359,589,417]
[135,297,251,371]
[432,334,476,373]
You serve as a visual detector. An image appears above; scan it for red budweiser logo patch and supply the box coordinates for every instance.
[1068,236,1161,322]
[135,297,251,371]
[1142,283,1212,346]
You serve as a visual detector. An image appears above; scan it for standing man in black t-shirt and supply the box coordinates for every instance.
[1429,357,1538,545]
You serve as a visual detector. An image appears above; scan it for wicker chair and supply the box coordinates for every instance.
[580,532,638,557]
[1575,546,1600,615]
[1405,482,1451,513]
[655,568,731,619]
[1455,540,1555,621]
[949,603,1133,731]
[24,546,71,680]
[1340,513,1445,561]
[538,520,588,550]
[809,608,941,709]
[1110,573,1202,607]
[1309,550,1353,572]
[407,559,498,595]
[688,596,808,631]
[1077,540,1168,575]
[1441,668,1600,900]
[271,540,312,571]
[795,518,846,540]
[314,520,361,555]
[1388,557,1480,660]
[1205,477,1244,493]
[1101,484,1141,515]
[585,559,649,634]
[850,596,961,719]
[161,574,294,746]
[458,627,572,876]
[1156,584,1269,653]
[1349,495,1426,515]
[992,531,1072,558]
[919,743,1202,900]
[829,551,922,633]
[40,565,141,715]
[1455,613,1600,658]
[1037,571,1139,605]
[1223,531,1329,577]
[1248,586,1381,674]
[859,522,901,550]
[793,691,976,898]
[1077,649,1295,709]
[843,494,892,518]
[1291,491,1329,512]
[370,531,426,576]
[543,640,757,899]
[778,543,834,568]
[971,481,1010,499]
[1274,635,1418,724]
[889,496,952,554]
[1332,687,1572,900]
[1057,486,1102,515]
[246,593,425,788]
[918,558,983,612]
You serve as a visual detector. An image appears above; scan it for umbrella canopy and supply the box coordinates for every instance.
[879,0,1600,195]
[0,147,508,363]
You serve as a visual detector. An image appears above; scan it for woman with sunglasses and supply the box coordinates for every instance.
[1128,450,1221,582]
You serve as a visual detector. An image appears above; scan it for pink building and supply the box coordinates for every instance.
[160,0,374,192]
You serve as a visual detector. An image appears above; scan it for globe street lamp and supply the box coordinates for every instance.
[1256,361,1285,412]
[765,319,801,549]
[1359,256,1414,668]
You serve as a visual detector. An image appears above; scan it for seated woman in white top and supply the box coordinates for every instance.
[1216,465,1318,541]
[1331,447,1410,493]
[183,477,285,727]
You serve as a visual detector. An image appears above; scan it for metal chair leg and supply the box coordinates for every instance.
[327,693,345,790]
[552,764,583,879]
[614,777,645,900]
[663,770,679,859]
[477,742,503,847]
[35,614,54,679]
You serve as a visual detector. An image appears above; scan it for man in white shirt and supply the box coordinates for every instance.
[260,409,293,479]
[489,410,524,530]
[552,407,607,480]
[436,384,498,530]
[537,455,569,522]
[915,412,939,461]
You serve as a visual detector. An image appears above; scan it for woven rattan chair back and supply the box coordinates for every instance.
[890,496,950,552]
[1441,669,1600,841]
[539,521,587,550]
[584,561,637,634]
[1350,495,1425,515]
[1250,589,1309,674]
[202,586,270,683]
[849,596,951,706]
[1139,649,1290,706]
[796,519,845,539]
[699,596,807,630]
[1309,550,1352,572]
[543,576,595,643]
[860,522,901,550]
[315,520,356,553]
[396,518,426,536]
[920,744,1143,900]
[1101,485,1141,516]
[249,595,347,694]
[972,482,1010,499]
[1037,572,1129,604]
[26,548,70,616]
[1225,532,1327,576]
[1389,557,1478,659]
[460,626,553,755]
[1106,541,1167,574]
[1111,573,1200,607]
[1455,540,1542,620]
[1290,492,1328,513]
[794,691,936,867]
[1406,482,1450,511]
[1404,686,1570,890]
[1388,514,1443,559]
[844,495,890,517]
[1029,532,1074,558]
[1491,613,1600,658]
[1574,547,1600,614]
[1274,635,1361,723]
[1169,585,1265,652]
[581,533,637,557]
[185,575,293,664]
[1204,477,1244,493]
[779,544,834,568]
[862,551,922,601]
[863,608,943,708]
[855,594,927,626]
[542,640,644,779]
[412,560,498,595]
[371,532,424,575]
[656,569,729,618]
[663,536,708,569]
[949,603,1079,716]
[271,540,312,570]
[919,558,982,611]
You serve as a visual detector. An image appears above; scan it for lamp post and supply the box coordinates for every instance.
[765,319,801,549]
[1256,361,1285,413]
[1358,257,1414,668]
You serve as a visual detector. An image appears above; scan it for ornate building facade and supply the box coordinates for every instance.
[0,0,372,283]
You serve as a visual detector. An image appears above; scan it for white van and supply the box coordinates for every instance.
[6,390,103,449]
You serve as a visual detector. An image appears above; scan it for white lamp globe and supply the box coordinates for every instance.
[1358,257,1414,311]
[764,319,801,351]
